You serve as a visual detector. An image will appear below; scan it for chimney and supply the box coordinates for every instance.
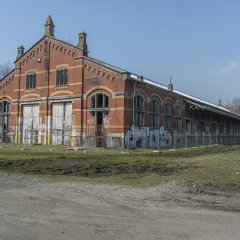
[168,76,173,91]
[77,32,88,55]
[44,15,55,37]
[16,45,24,60]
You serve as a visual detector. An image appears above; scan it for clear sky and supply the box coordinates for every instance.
[0,0,240,105]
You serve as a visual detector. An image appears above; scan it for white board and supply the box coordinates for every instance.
[22,104,39,144]
[51,102,72,145]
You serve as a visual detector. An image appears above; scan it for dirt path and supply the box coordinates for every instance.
[0,172,239,240]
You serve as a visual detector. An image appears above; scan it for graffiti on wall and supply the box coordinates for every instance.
[125,125,172,148]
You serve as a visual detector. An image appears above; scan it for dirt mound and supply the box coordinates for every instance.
[0,158,191,176]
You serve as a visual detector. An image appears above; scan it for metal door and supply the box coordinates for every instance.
[51,102,72,145]
[22,105,39,144]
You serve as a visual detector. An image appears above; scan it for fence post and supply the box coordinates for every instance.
[195,132,198,147]
[203,132,205,146]
[25,129,27,145]
[209,132,212,145]
[15,117,21,144]
[185,132,188,149]
[174,131,176,149]
[122,132,125,151]
[158,128,160,151]
[216,133,218,145]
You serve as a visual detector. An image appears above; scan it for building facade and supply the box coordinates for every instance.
[1,16,240,147]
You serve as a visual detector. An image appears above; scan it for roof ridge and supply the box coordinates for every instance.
[14,35,86,64]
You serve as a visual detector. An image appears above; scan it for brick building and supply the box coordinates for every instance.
[1,16,240,147]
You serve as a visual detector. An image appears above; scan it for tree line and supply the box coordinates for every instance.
[0,61,13,79]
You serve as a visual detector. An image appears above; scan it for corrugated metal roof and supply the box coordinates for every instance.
[174,89,234,114]
[132,76,240,119]
[185,100,206,110]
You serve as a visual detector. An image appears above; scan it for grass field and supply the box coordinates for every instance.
[0,144,239,193]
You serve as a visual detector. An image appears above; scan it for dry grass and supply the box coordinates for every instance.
[0,144,239,193]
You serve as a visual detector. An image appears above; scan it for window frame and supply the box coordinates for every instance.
[56,68,68,86]
[26,72,36,89]
[134,95,145,127]
[175,105,182,130]
[90,93,109,116]
[164,102,172,129]
[151,98,160,128]
[0,101,10,133]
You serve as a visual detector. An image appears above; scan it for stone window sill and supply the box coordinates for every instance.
[25,88,37,93]
[55,85,69,90]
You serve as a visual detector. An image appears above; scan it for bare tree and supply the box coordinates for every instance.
[0,61,13,79]
[226,97,240,114]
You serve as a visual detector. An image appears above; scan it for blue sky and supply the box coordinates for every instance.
[1,0,240,105]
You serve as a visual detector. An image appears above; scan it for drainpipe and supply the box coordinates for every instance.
[17,63,22,143]
[45,40,50,144]
[81,58,85,131]
[132,81,136,127]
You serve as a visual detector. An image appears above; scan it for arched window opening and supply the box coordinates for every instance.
[0,101,10,134]
[164,102,172,129]
[151,99,160,128]
[176,105,182,130]
[134,95,144,127]
[90,93,109,116]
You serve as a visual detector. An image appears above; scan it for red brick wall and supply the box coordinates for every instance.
[1,35,240,138]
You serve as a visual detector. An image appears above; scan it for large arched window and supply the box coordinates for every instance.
[134,95,144,127]
[90,93,109,116]
[176,105,182,130]
[151,99,160,128]
[164,102,172,129]
[0,101,10,133]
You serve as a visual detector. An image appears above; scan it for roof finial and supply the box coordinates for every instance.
[44,15,54,37]
[218,98,223,107]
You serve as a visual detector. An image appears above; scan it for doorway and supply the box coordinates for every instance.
[89,93,109,147]
[96,111,104,146]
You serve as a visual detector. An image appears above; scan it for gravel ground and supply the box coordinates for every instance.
[0,172,239,240]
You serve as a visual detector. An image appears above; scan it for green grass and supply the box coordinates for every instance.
[0,144,239,193]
